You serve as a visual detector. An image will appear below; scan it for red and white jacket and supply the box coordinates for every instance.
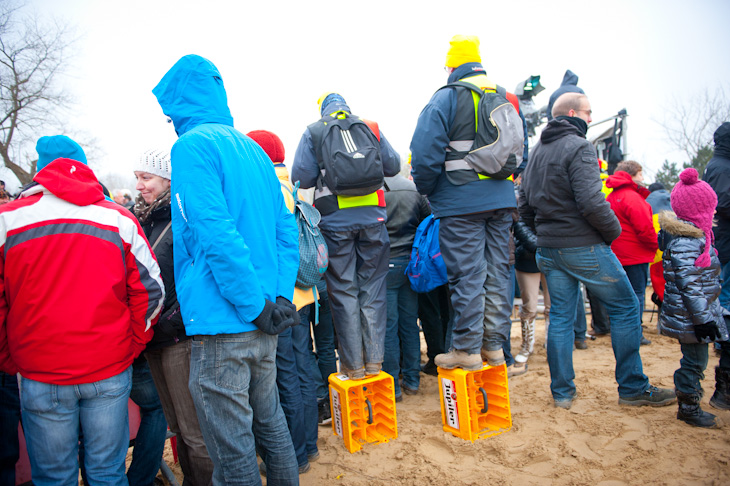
[0,159,164,385]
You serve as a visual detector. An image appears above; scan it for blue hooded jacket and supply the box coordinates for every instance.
[152,55,299,335]
[410,63,526,218]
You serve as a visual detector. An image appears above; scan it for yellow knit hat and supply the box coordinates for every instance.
[445,35,481,68]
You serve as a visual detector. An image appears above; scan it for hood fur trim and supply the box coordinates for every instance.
[658,211,704,238]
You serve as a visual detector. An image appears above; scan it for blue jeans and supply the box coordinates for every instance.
[384,256,421,396]
[275,327,308,467]
[291,307,319,456]
[575,288,587,341]
[536,244,649,401]
[21,367,132,486]
[720,261,730,311]
[0,372,20,486]
[127,360,169,486]
[189,331,297,486]
[675,342,709,395]
[624,263,649,323]
[322,225,390,372]
[309,279,337,401]
[439,209,513,354]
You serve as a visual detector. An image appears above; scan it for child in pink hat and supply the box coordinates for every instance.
[658,167,730,429]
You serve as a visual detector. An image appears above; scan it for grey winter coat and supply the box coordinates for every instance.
[657,212,729,344]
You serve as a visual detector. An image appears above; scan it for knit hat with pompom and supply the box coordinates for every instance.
[670,167,718,267]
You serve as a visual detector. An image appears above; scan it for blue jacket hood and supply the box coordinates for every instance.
[447,62,486,84]
[152,55,233,136]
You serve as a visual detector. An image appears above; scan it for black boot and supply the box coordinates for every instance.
[676,390,720,429]
[710,366,730,410]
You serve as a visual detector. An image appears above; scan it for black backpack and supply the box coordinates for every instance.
[309,113,384,196]
[440,81,524,180]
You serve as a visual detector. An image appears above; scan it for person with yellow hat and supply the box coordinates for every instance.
[409,35,528,371]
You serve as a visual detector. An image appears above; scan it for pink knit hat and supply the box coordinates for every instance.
[670,168,717,267]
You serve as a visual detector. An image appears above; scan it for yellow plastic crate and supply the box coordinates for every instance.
[437,363,512,442]
[328,371,398,453]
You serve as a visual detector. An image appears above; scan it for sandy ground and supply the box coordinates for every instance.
[151,303,730,486]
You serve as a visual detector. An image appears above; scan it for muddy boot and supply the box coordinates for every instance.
[676,390,721,429]
[435,350,482,371]
[710,366,730,410]
[515,318,535,365]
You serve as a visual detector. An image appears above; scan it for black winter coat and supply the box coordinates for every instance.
[384,175,431,259]
[703,152,730,263]
[657,212,728,344]
[519,119,621,248]
[141,204,187,350]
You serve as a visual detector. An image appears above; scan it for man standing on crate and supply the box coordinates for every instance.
[292,92,400,380]
[409,35,528,371]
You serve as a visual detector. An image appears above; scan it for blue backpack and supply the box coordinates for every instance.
[405,214,448,293]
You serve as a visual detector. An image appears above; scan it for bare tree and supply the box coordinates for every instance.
[660,86,730,164]
[0,2,77,185]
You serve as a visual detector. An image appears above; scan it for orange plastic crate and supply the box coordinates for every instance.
[328,371,398,453]
[438,363,512,441]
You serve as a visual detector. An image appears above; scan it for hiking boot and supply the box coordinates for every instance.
[365,362,381,376]
[344,367,365,380]
[676,390,721,429]
[435,350,483,370]
[420,360,438,376]
[618,385,676,407]
[317,400,332,426]
[395,394,403,403]
[574,340,588,350]
[480,348,506,367]
[507,362,528,377]
[710,366,730,410]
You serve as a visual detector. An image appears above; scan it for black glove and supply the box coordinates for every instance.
[253,298,298,335]
[694,322,721,342]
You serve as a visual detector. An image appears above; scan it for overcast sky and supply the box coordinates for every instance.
[22,0,730,190]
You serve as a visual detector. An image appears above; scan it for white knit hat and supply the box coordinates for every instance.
[135,149,171,180]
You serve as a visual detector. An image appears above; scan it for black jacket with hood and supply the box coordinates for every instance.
[384,175,431,259]
[140,204,187,350]
[702,122,730,263]
[546,70,584,121]
[519,118,621,248]
[657,212,728,344]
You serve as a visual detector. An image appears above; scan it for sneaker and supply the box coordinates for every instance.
[395,394,403,403]
[365,363,381,376]
[298,462,311,474]
[619,385,676,407]
[480,348,506,367]
[574,340,588,350]
[640,335,652,346]
[317,400,332,426]
[307,450,320,463]
[435,350,483,370]
[402,384,418,395]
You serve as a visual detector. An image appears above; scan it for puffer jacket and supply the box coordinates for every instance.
[519,118,621,248]
[657,212,729,344]
[606,171,657,265]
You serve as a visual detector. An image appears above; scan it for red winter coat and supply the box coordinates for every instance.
[0,159,165,384]
[606,171,658,266]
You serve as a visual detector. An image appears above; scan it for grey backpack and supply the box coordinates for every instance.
[441,81,524,180]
